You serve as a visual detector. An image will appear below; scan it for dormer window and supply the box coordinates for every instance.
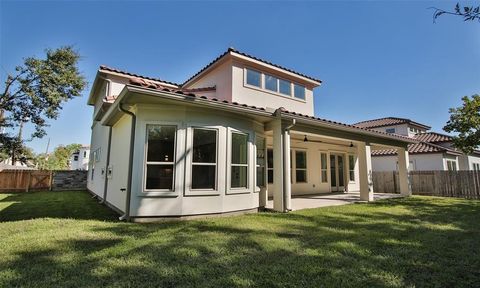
[265,74,278,92]
[244,68,307,101]
[246,69,261,87]
[294,84,305,100]
[279,79,291,95]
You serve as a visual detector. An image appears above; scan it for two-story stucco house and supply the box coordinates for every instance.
[87,48,414,221]
[354,117,480,171]
[70,145,90,170]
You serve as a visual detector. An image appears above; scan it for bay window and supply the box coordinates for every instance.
[231,132,248,188]
[145,125,176,190]
[191,128,217,190]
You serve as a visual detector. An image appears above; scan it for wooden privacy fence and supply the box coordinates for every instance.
[373,170,480,199]
[0,170,88,192]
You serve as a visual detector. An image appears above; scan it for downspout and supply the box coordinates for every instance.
[118,103,136,221]
[100,78,112,205]
[283,119,296,212]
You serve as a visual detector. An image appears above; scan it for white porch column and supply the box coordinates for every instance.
[283,128,292,211]
[272,119,284,212]
[357,142,374,201]
[397,147,411,196]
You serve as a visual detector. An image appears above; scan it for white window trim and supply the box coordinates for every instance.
[255,134,266,192]
[294,149,307,183]
[226,128,252,194]
[142,123,179,196]
[185,126,220,196]
[243,67,307,103]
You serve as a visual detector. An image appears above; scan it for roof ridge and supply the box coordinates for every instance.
[353,116,410,125]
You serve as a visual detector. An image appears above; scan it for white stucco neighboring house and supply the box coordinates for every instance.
[86,48,415,221]
[353,117,480,171]
[70,145,90,170]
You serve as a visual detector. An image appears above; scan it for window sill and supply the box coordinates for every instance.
[226,189,251,195]
[139,191,178,198]
[185,190,220,197]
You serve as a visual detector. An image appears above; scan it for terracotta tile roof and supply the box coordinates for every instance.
[414,132,453,143]
[182,47,322,86]
[372,141,461,156]
[127,81,413,143]
[353,117,431,130]
[99,65,181,87]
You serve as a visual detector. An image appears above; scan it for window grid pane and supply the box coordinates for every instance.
[246,69,261,87]
[294,84,305,100]
[145,125,176,190]
[265,75,278,92]
[279,79,291,95]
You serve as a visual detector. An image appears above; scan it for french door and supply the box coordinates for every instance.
[330,154,345,192]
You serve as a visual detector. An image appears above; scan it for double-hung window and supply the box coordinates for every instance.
[231,132,248,188]
[320,152,328,183]
[145,125,176,191]
[191,128,217,190]
[446,160,457,171]
[348,155,356,182]
[295,150,307,183]
[256,137,265,188]
[279,79,291,96]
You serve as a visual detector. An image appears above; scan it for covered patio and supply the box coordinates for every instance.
[260,109,416,213]
[266,192,403,211]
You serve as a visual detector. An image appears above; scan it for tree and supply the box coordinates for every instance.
[0,46,86,164]
[444,95,480,154]
[432,2,480,22]
[36,143,82,170]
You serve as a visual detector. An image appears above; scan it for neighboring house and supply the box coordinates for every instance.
[70,145,90,170]
[353,117,480,171]
[87,48,414,221]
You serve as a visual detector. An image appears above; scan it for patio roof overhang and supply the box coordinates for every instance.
[100,85,417,149]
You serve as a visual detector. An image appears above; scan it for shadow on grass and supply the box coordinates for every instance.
[1,195,479,287]
[0,190,118,222]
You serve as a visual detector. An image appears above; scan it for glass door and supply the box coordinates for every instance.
[330,154,345,192]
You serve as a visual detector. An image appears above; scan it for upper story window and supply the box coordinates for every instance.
[293,84,305,100]
[244,68,306,101]
[386,128,396,134]
[265,74,278,92]
[246,69,261,88]
[279,79,291,96]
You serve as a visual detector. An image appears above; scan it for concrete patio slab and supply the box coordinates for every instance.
[266,192,403,211]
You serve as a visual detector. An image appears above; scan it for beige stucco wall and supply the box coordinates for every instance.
[86,121,110,197]
[104,114,131,213]
[185,60,233,102]
[127,104,264,217]
[266,139,360,196]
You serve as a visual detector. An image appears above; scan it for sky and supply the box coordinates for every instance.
[1,0,479,153]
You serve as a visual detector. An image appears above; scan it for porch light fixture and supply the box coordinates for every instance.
[304,135,308,142]
[350,142,354,147]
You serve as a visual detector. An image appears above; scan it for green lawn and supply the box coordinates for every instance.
[0,191,479,287]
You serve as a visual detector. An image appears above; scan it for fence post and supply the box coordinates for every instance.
[49,170,53,191]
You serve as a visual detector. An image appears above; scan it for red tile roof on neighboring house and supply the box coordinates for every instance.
[414,132,453,143]
[126,80,414,143]
[353,117,431,130]
[372,141,461,156]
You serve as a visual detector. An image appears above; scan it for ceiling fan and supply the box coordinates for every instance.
[299,135,354,147]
